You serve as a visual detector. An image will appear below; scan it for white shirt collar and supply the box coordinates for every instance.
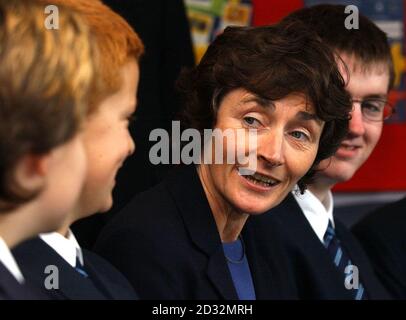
[292,185,335,243]
[40,229,83,268]
[0,237,25,284]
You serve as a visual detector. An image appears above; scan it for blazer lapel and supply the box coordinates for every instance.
[0,261,23,298]
[206,246,240,299]
[81,254,115,299]
[335,221,390,299]
[165,165,238,300]
[15,238,107,300]
[0,261,45,299]
[274,195,354,299]
[42,244,108,300]
[242,222,276,299]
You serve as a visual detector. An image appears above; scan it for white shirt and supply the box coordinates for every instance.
[292,186,335,244]
[0,237,25,284]
[40,229,84,268]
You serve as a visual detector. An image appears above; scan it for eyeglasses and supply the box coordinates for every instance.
[352,98,395,122]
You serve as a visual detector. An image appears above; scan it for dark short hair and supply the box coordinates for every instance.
[280,4,394,91]
[177,21,352,192]
[0,0,95,210]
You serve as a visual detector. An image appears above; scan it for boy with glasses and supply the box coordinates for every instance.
[246,4,394,299]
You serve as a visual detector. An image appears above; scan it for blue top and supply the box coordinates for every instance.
[222,237,256,300]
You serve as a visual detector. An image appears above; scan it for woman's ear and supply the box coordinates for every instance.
[13,153,50,192]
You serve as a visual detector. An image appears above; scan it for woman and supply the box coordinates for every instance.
[95,21,352,299]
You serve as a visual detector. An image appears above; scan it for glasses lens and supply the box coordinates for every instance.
[361,99,390,121]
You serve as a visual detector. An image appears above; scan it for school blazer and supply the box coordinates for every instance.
[247,193,390,300]
[13,237,138,300]
[0,261,46,300]
[94,165,298,300]
[353,197,406,299]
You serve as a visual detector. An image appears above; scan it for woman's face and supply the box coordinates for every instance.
[201,88,324,215]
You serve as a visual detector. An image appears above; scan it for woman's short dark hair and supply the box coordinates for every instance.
[177,20,352,192]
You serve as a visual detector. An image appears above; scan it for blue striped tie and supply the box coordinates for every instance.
[323,220,365,300]
[75,256,89,278]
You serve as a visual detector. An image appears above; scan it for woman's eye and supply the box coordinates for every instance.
[290,131,309,141]
[243,116,261,127]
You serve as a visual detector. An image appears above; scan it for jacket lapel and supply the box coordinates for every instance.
[165,165,238,300]
[274,195,354,299]
[242,222,276,299]
[15,238,107,300]
[335,221,390,299]
[206,246,240,299]
[81,254,115,299]
[0,261,46,299]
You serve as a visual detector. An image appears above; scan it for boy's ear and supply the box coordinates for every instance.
[13,153,50,191]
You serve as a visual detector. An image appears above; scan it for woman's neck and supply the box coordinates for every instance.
[197,165,249,243]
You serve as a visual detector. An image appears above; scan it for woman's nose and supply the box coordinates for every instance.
[258,130,284,168]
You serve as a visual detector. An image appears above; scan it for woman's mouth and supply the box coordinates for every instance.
[238,168,281,189]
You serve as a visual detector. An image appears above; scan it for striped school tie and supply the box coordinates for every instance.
[323,220,365,300]
[75,256,89,278]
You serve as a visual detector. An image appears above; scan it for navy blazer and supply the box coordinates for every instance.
[13,237,137,300]
[353,197,406,299]
[247,193,390,300]
[94,165,298,300]
[0,261,46,300]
